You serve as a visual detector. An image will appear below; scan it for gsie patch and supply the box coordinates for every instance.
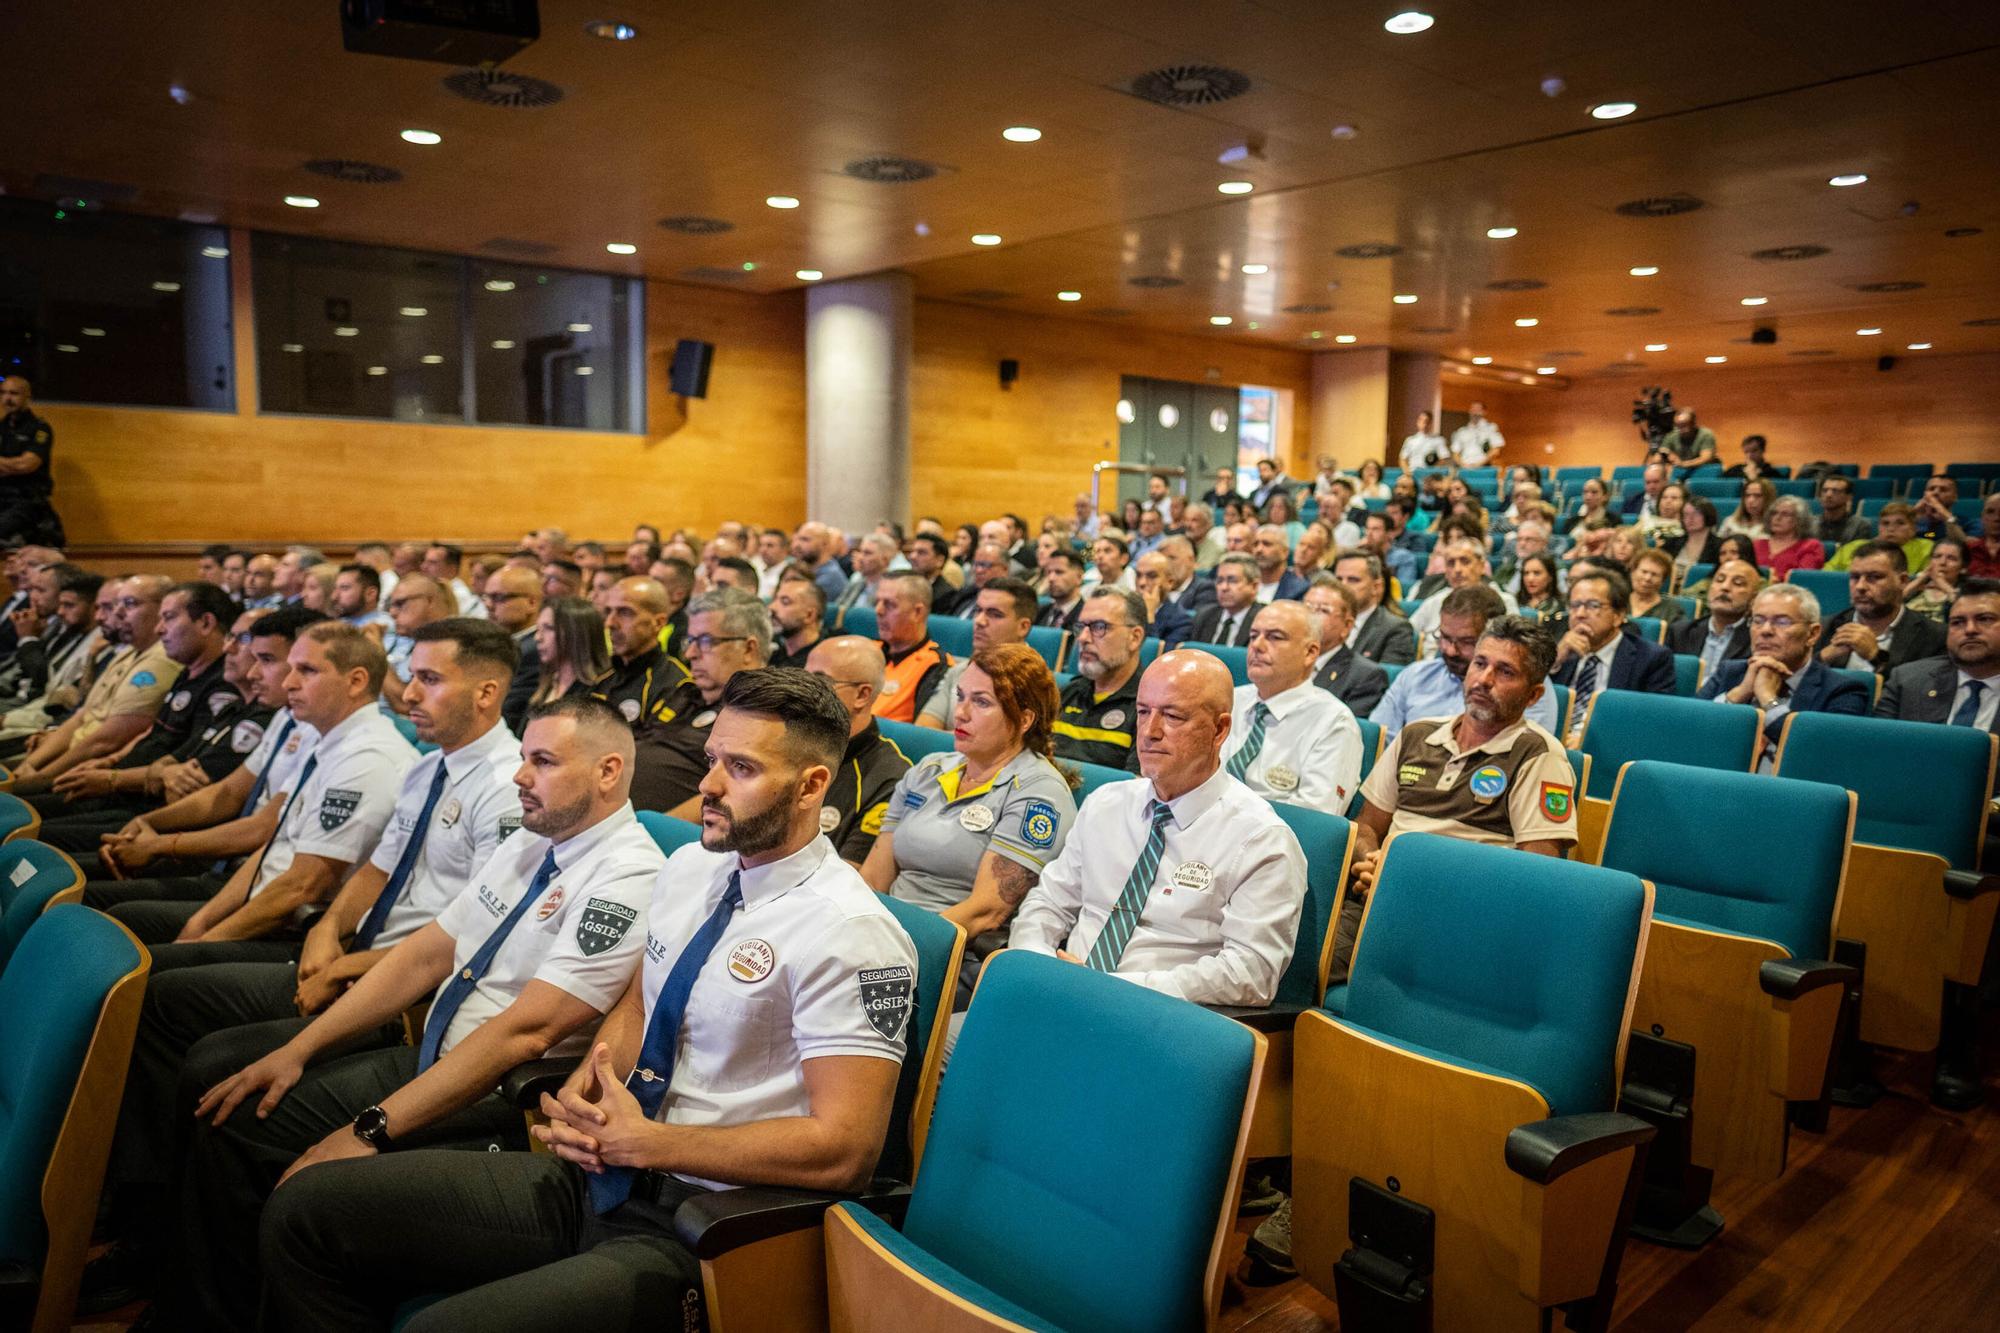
[319,789,362,831]
[576,898,639,956]
[859,965,912,1040]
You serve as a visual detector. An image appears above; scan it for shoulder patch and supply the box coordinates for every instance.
[1540,782,1573,822]
[1020,798,1059,849]
[230,720,265,754]
[319,788,363,831]
[859,965,912,1041]
[576,898,640,956]
[859,801,888,836]
[497,814,523,840]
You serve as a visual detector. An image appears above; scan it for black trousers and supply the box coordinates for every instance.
[83,873,219,911]
[40,803,142,855]
[261,1150,706,1333]
[170,1041,525,1331]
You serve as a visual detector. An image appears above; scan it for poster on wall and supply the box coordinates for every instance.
[1236,386,1277,490]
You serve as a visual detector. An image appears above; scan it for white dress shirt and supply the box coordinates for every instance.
[1011,766,1308,1006]
[1219,679,1364,814]
[1450,418,1504,466]
[1408,583,1520,649]
[364,720,525,947]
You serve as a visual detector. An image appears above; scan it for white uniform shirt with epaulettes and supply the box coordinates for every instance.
[642,834,920,1189]
[363,720,526,948]
[249,706,418,898]
[430,802,663,1058]
[1219,679,1364,815]
[241,707,319,815]
[1010,767,1308,1007]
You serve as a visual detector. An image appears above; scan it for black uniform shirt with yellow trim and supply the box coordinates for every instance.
[820,720,912,863]
[595,645,695,730]
[1052,669,1140,769]
[121,652,244,771]
[183,696,276,783]
[625,682,714,812]
[1359,713,1577,847]
[0,408,53,500]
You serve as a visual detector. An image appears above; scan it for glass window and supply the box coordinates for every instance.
[0,200,233,409]
[253,233,465,422]
[470,260,641,431]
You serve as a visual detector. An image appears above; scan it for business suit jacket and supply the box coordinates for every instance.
[1149,600,1195,648]
[1265,569,1310,602]
[1168,577,1218,619]
[1036,597,1081,635]
[1552,627,1678,696]
[1877,656,1999,731]
[1313,646,1389,718]
[1350,607,1418,666]
[1816,609,1947,677]
[1699,657,1870,744]
[1665,615,1751,664]
[503,630,539,735]
[1188,603,1258,648]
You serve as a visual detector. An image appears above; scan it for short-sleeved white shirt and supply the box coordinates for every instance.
[1219,680,1364,815]
[251,707,417,897]
[242,708,320,815]
[364,720,525,947]
[641,834,920,1188]
[430,803,664,1057]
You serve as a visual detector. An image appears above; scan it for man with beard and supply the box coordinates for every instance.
[629,589,770,815]
[261,669,917,1331]
[166,694,662,1329]
[1371,586,1560,738]
[1053,587,1147,768]
[768,572,827,669]
[1817,539,1947,678]
[1877,580,2000,731]
[1666,557,1758,677]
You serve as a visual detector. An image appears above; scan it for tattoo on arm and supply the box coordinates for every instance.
[992,858,1040,909]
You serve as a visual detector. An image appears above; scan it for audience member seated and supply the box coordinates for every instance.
[1410,539,1519,647]
[1334,551,1418,666]
[1303,574,1390,717]
[1013,649,1308,1006]
[1912,473,1968,544]
[1660,407,1719,468]
[1721,432,1774,479]
[834,532,897,618]
[862,643,1077,1007]
[1634,481,1687,544]
[1876,579,2000,732]
[869,571,949,724]
[1494,519,1553,598]
[629,589,771,815]
[920,576,1036,729]
[1627,548,1676,621]
[1701,584,1870,769]
[1550,567,1678,743]
[1721,478,1775,541]
[1818,539,1947,677]
[1249,524,1308,602]
[597,575,697,728]
[803,635,910,863]
[1757,495,1826,581]
[1667,557,1759,677]
[0,561,100,723]
[1157,535,1217,618]
[1621,462,1669,520]
[1218,601,1363,815]
[1087,533,1135,594]
[1817,474,1874,546]
[1373,586,1561,738]
[1906,537,1967,621]
[473,564,543,732]
[1829,501,1932,572]
[1514,552,1566,620]
[1967,493,2000,578]
[1189,553,1263,648]
[1132,550,1195,645]
[1052,588,1148,769]
[1671,494,1724,573]
[379,573,454,717]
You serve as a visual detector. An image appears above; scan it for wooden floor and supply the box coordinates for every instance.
[1217,1045,2000,1333]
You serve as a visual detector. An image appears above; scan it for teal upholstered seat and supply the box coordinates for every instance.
[0,842,84,975]
[1631,615,1664,643]
[635,811,704,858]
[841,605,878,641]
[1601,761,1848,961]
[1787,568,1851,620]
[1072,761,1131,802]
[1776,714,1993,870]
[0,794,36,844]
[1024,625,1066,670]
[873,896,960,1182]
[1190,642,1250,686]
[1347,718,1383,818]
[1344,834,1650,1115]
[1672,653,1700,697]
[927,617,973,662]
[876,718,955,763]
[830,950,1258,1333]
[1268,804,1353,1007]
[1579,691,1761,801]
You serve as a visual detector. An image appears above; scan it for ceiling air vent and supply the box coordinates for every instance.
[1486,278,1546,292]
[1788,349,1837,356]
[1852,280,1925,293]
[1614,195,1704,218]
[1750,244,1830,262]
[1282,303,1332,314]
[1129,65,1251,107]
[1964,316,2000,328]
[955,289,1020,301]
[1336,242,1402,259]
[1544,349,1585,358]
[442,69,565,108]
[304,159,403,184]
[1128,275,1184,289]
[842,157,940,184]
[1946,227,1983,238]
[657,216,734,235]
[1600,362,1646,371]
[1604,306,1661,316]
[480,237,558,257]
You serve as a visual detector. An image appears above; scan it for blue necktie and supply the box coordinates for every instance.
[416,848,558,1071]
[215,716,297,875]
[1952,680,1987,728]
[239,753,318,889]
[589,870,744,1214]
[353,759,452,950]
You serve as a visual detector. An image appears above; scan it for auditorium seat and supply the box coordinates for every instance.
[1575,693,1763,861]
[0,796,38,846]
[636,811,704,858]
[1867,464,1933,495]
[1631,615,1665,643]
[1787,568,1852,619]
[1346,718,1384,818]
[1672,653,1701,697]
[1598,763,1853,1241]
[876,719,955,763]
[1832,665,1881,703]
[1775,715,1999,1055]
[1192,642,1250,687]
[0,843,84,976]
[1023,625,1067,671]
[1944,462,2000,490]
[1291,834,1655,1332]
[823,950,1263,1333]
[1850,477,1895,499]
[1552,681,1573,738]
[0,906,148,1333]
[1072,760,1131,801]
[926,618,973,662]
[842,606,879,641]
[1679,562,1714,593]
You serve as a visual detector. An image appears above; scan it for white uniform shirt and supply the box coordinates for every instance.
[1011,767,1308,1006]
[643,835,919,1188]
[1400,432,1448,469]
[364,720,525,948]
[251,707,416,897]
[430,802,664,1057]
[241,707,320,815]
[1450,418,1504,466]
[1219,680,1363,814]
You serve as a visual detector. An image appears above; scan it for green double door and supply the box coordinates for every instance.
[1116,376,1240,506]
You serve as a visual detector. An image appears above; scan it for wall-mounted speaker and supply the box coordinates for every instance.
[670,339,714,397]
[1750,326,1777,345]
[1877,355,1898,372]
[999,358,1019,390]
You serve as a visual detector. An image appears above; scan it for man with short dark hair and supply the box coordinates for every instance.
[1660,409,1718,468]
[331,564,392,634]
[422,543,477,614]
[1303,574,1389,716]
[1054,588,1148,768]
[1912,473,1967,544]
[597,576,698,729]
[1722,434,1772,481]
[1878,580,2000,732]
[1036,547,1087,634]
[1816,475,1872,546]
[630,590,772,816]
[1334,551,1418,666]
[769,574,827,670]
[919,578,1035,730]
[1188,554,1261,648]
[1249,457,1292,511]
[1818,540,1946,677]
[1549,568,1677,743]
[903,531,955,609]
[12,575,182,788]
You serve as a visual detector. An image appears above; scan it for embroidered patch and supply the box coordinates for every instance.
[1397,763,1424,785]
[728,938,775,982]
[319,788,363,831]
[168,690,192,713]
[1265,764,1299,793]
[497,815,522,840]
[439,797,463,829]
[859,965,912,1040]
[1171,861,1214,893]
[1541,782,1574,822]
[618,698,641,723]
[901,790,926,810]
[1468,766,1508,802]
[576,898,640,956]
[131,671,157,687]
[210,692,232,713]
[1101,708,1126,728]
[535,885,566,921]
[859,801,888,836]
[692,709,717,728]
[230,720,265,753]
[284,733,303,754]
[1021,799,1059,849]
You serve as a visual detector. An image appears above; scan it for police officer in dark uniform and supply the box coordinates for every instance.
[807,634,913,863]
[0,377,62,547]
[596,574,696,730]
[1053,587,1147,769]
[628,589,766,813]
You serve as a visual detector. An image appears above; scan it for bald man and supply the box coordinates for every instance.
[13,576,182,789]
[381,574,453,716]
[597,576,697,729]
[1218,601,1363,816]
[481,565,545,733]
[806,635,913,864]
[0,376,61,546]
[1010,650,1309,1008]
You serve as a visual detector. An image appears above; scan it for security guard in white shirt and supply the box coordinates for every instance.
[262,668,919,1333]
[1450,401,1505,466]
[1215,602,1364,815]
[1013,650,1307,1007]
[166,694,665,1330]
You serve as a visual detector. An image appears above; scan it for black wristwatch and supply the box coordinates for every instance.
[352,1105,396,1151]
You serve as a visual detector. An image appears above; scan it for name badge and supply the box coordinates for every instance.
[1170,861,1214,894]
[1265,764,1299,793]
[959,805,996,833]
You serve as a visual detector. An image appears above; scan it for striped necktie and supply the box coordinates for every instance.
[1226,703,1271,779]
[416,848,558,1071]
[1568,656,1600,744]
[1086,801,1176,972]
[353,759,452,950]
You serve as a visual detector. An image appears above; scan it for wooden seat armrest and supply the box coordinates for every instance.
[674,1181,913,1260]
[1504,1112,1656,1185]
[1758,959,1857,1000]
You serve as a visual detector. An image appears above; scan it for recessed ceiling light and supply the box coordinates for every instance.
[334,326,358,337]
[420,354,444,364]
[1740,296,1768,306]
[568,322,592,333]
[1590,102,1638,120]
[484,279,516,292]
[1705,355,1728,363]
[491,340,516,350]
[1330,124,1358,140]
[399,306,427,317]
[970,234,1002,246]
[1392,293,1419,304]
[400,129,442,146]
[1472,356,1493,365]
[1455,366,1471,374]
[765,195,800,209]
[1486,226,1518,239]
[796,269,824,281]
[585,20,638,40]
[1629,265,1659,276]
[151,281,181,293]
[201,245,229,259]
[1645,343,1668,351]
[54,344,79,353]
[574,365,594,375]
[1057,291,1081,301]
[1217,181,1254,195]
[81,327,105,337]
[1384,11,1435,34]
[283,195,320,208]
[1829,173,1868,188]
[1537,366,1557,375]
[1856,327,1882,336]
[1514,317,1539,327]
[606,242,637,255]
[1002,126,1042,143]
[1240,263,1269,275]
[281,343,303,353]
[1210,315,1234,326]
[1907,342,1932,350]
[1334,333,1357,343]
[367,365,388,376]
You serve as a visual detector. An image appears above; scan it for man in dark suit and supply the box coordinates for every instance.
[479,564,543,734]
[1875,581,2000,731]
[1158,537,1217,620]
[1665,556,1757,679]
[1817,539,1948,678]
[1186,554,1261,649]
[1035,548,1086,636]
[1303,574,1389,717]
[1700,583,1870,768]
[1200,466,1240,514]
[1333,551,1417,666]
[1550,569,1676,743]
[1250,524,1309,602]
[1132,551,1195,648]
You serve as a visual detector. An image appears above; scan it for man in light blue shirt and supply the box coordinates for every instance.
[1372,585,1560,738]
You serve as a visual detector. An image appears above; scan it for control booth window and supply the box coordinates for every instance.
[0,200,234,410]
[470,260,641,431]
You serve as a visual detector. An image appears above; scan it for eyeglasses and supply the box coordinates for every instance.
[1075,620,1134,639]
[481,591,530,606]
[1749,615,1800,631]
[1566,599,1610,614]
[684,634,754,655]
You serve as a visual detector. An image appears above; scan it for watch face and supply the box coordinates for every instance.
[354,1107,388,1140]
